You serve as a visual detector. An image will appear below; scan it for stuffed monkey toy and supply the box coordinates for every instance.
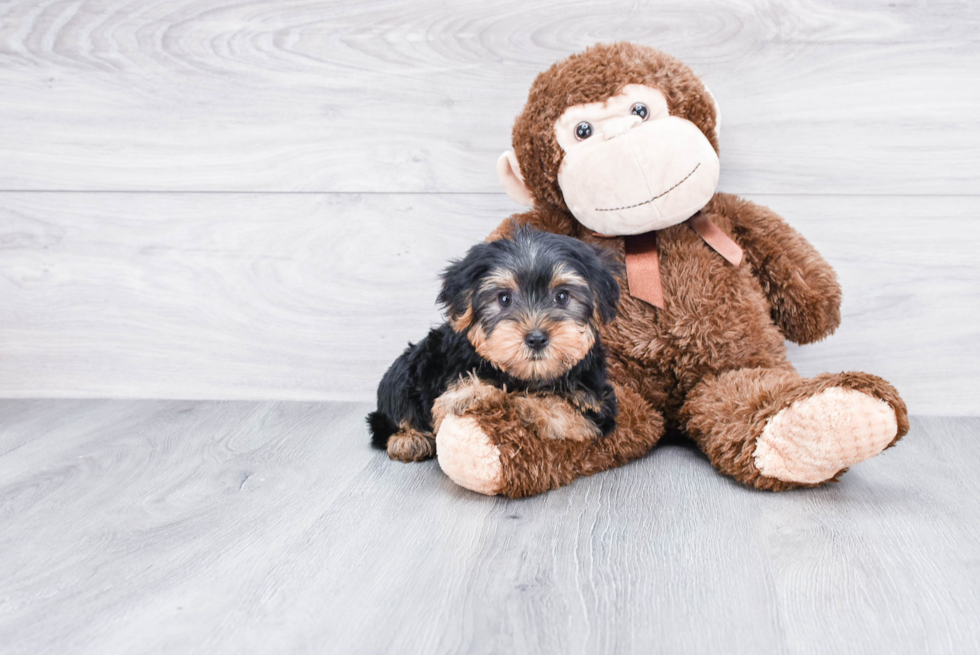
[431,42,908,497]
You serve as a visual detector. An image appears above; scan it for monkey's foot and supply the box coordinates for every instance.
[753,387,899,484]
[435,416,504,495]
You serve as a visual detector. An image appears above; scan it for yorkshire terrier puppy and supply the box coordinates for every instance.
[368,225,622,462]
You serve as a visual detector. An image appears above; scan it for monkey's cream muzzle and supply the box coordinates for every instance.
[557,115,719,236]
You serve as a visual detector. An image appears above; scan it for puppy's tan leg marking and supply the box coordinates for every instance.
[566,389,604,414]
[513,394,600,442]
[387,424,436,462]
[431,374,507,432]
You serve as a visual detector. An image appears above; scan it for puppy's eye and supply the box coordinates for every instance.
[497,292,512,308]
[554,290,570,307]
[631,103,649,120]
[575,122,593,140]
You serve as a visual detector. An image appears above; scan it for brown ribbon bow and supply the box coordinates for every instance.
[601,213,743,309]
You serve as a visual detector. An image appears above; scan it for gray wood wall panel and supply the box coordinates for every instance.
[1,192,976,413]
[0,0,976,411]
[0,0,976,194]
[0,400,977,654]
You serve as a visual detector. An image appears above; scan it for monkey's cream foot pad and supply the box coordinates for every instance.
[754,387,899,484]
[436,415,504,496]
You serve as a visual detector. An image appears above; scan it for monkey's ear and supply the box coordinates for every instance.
[497,150,534,207]
[704,85,721,140]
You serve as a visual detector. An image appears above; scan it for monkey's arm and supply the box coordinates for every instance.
[718,193,841,345]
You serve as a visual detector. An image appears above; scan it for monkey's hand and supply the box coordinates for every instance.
[720,193,842,344]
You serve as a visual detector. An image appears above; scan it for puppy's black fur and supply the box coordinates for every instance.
[368,225,621,450]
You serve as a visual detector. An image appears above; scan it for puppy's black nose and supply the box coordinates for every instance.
[524,329,549,351]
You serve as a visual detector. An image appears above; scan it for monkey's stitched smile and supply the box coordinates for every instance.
[595,163,701,212]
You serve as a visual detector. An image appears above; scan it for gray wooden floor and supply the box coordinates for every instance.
[0,400,977,655]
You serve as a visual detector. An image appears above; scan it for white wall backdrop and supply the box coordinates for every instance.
[0,0,977,414]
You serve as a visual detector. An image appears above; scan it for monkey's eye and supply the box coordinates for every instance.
[554,289,570,307]
[497,291,512,308]
[575,122,594,140]
[631,103,649,120]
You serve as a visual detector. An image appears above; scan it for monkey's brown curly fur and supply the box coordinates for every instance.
[449,42,908,497]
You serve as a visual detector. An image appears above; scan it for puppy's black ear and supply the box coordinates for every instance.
[437,242,493,331]
[573,241,622,324]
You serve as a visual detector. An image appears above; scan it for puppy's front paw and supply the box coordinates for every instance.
[431,374,507,431]
[565,389,604,414]
[513,394,600,442]
[387,428,436,462]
